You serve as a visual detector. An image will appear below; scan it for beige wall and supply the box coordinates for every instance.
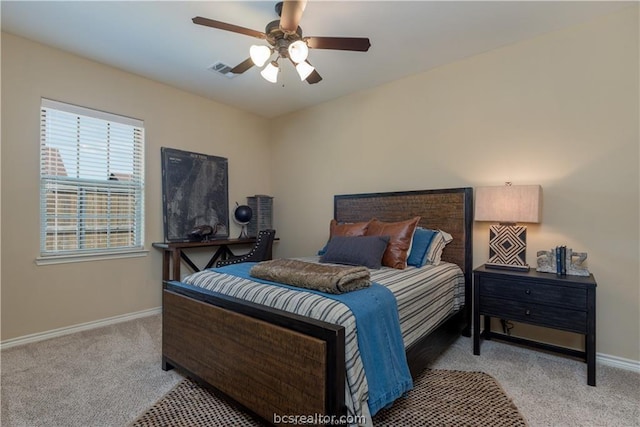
[1,33,272,340]
[2,6,638,363]
[270,7,639,361]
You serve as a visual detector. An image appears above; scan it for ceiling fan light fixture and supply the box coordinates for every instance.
[295,61,315,81]
[260,60,279,83]
[288,40,309,64]
[249,45,272,67]
[193,2,371,85]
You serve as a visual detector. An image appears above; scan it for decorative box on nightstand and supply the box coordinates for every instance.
[473,265,597,386]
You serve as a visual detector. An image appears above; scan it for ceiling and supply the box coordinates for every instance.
[1,1,631,119]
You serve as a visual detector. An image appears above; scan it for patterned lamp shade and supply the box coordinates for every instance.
[475,184,542,271]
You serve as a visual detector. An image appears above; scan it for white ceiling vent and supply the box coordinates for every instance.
[208,61,238,79]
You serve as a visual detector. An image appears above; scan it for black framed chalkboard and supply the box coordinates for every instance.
[161,147,229,242]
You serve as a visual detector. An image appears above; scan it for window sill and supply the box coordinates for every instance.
[35,249,149,266]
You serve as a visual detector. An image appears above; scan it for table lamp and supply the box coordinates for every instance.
[475,183,542,271]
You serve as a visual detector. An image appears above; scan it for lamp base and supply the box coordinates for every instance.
[487,224,529,269]
[484,262,530,272]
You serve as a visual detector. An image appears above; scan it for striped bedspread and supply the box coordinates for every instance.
[367,260,465,347]
[181,258,464,424]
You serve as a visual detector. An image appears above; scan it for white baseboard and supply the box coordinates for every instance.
[0,307,162,350]
[597,352,640,373]
[3,308,639,374]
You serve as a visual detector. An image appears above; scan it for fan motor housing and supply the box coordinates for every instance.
[265,19,303,55]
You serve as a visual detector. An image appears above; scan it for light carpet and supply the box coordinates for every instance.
[2,314,638,426]
[131,369,527,426]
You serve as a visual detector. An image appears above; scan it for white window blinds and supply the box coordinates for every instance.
[39,99,145,256]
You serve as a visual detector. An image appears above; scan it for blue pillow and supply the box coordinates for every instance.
[320,235,390,269]
[407,228,437,267]
[317,243,328,256]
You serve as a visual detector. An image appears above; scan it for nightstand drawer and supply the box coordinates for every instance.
[480,277,587,309]
[480,296,587,333]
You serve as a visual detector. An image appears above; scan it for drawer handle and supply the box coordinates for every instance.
[525,289,531,295]
[525,309,531,316]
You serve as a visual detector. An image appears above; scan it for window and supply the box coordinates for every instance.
[39,99,145,260]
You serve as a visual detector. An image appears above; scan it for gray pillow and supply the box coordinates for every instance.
[320,235,390,269]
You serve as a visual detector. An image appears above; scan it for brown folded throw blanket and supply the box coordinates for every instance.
[249,259,371,294]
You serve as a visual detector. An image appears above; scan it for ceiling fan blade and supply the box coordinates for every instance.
[279,0,307,33]
[306,36,371,52]
[192,16,266,39]
[305,69,322,84]
[230,58,255,74]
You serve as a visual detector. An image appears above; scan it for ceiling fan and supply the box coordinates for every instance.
[192,0,371,84]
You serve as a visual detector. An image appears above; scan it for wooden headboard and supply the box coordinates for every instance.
[334,187,473,285]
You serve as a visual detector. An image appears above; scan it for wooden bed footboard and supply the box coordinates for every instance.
[162,281,346,424]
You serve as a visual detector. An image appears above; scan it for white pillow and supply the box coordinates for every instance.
[425,230,453,266]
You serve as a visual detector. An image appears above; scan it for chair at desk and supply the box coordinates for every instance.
[216,229,276,267]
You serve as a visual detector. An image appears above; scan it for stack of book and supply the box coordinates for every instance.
[555,246,567,276]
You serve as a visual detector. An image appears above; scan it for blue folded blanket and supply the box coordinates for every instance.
[215,262,413,415]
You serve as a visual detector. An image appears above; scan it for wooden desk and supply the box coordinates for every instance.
[153,238,260,281]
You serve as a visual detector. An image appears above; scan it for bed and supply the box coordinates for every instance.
[162,187,473,425]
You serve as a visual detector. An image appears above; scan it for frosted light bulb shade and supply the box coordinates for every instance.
[250,45,271,67]
[288,40,309,64]
[260,61,279,83]
[295,61,315,81]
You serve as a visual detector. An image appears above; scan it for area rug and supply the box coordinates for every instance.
[131,369,527,426]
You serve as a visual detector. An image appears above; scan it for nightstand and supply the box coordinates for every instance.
[473,265,597,386]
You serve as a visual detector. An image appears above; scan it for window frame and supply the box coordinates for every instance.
[37,98,147,265]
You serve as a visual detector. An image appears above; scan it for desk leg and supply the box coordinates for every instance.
[180,252,201,273]
[162,251,170,281]
[172,249,181,281]
[204,246,231,269]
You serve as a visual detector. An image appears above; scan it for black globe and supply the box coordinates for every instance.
[234,205,252,225]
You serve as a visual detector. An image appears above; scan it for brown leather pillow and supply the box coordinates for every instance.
[329,219,371,237]
[366,217,421,269]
